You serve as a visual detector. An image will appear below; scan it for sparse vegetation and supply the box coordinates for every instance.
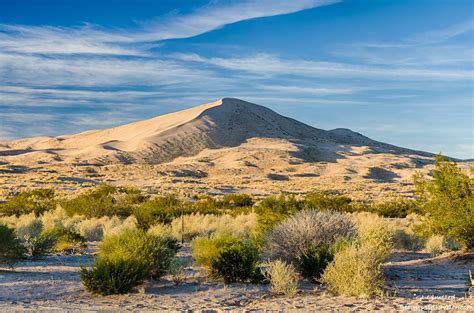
[42,226,86,253]
[424,234,460,256]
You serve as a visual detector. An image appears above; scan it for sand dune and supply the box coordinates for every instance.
[0,98,433,165]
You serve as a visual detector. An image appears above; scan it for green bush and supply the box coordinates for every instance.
[414,156,474,249]
[211,240,258,283]
[99,229,178,277]
[0,224,26,267]
[80,258,147,295]
[42,227,86,254]
[62,184,145,218]
[369,199,420,218]
[0,189,56,216]
[191,234,240,271]
[133,194,182,229]
[303,192,353,212]
[296,245,334,283]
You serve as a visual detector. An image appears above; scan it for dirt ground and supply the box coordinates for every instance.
[0,248,472,312]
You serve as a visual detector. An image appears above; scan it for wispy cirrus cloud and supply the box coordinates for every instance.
[0,0,338,56]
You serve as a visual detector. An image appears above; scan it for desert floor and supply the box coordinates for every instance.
[0,246,472,312]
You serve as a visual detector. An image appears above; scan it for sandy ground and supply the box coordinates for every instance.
[1,247,472,312]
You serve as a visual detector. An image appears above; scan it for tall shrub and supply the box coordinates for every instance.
[414,155,474,248]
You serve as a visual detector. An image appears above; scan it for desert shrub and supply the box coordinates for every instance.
[392,229,425,251]
[191,234,240,271]
[62,184,144,218]
[42,227,86,253]
[263,210,355,263]
[321,243,385,297]
[99,229,178,277]
[264,260,299,297]
[0,189,56,216]
[355,215,394,261]
[425,234,460,256]
[134,194,182,230]
[321,216,393,297]
[80,258,147,295]
[0,224,26,267]
[303,192,353,212]
[75,218,105,241]
[221,194,254,208]
[296,245,334,283]
[414,155,474,248]
[211,240,259,283]
[103,215,137,237]
[369,199,420,218]
[15,215,55,257]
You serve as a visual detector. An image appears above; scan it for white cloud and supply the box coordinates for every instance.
[0,0,338,56]
[178,53,473,81]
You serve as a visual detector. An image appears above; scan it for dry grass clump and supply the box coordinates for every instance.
[424,234,460,256]
[264,260,299,297]
[170,213,256,241]
[263,210,355,263]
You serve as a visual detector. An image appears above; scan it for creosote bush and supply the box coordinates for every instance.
[264,260,299,297]
[42,227,86,254]
[99,229,178,277]
[0,189,57,216]
[296,245,334,283]
[211,240,259,283]
[263,210,355,263]
[80,258,147,296]
[0,224,26,267]
[414,155,474,249]
[191,234,241,271]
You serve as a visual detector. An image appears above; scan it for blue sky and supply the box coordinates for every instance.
[0,0,472,158]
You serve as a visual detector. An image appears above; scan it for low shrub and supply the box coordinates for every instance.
[296,245,334,283]
[75,217,105,241]
[355,215,393,262]
[15,215,55,257]
[211,240,258,283]
[0,224,26,267]
[191,235,240,271]
[263,210,355,263]
[392,229,425,251]
[167,257,188,284]
[62,184,144,218]
[42,227,86,253]
[303,192,353,212]
[321,243,385,297]
[0,189,57,216]
[80,258,147,295]
[99,229,178,277]
[264,260,299,297]
[425,234,460,257]
[134,194,182,230]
